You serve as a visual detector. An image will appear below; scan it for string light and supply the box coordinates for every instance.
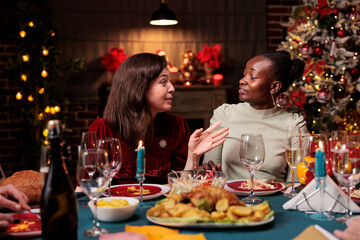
[19,30,26,38]
[38,113,44,120]
[16,92,22,100]
[21,74,27,81]
[318,108,321,112]
[38,88,45,94]
[28,21,34,27]
[44,106,50,113]
[50,107,56,114]
[41,69,48,78]
[42,48,49,56]
[54,106,60,112]
[50,30,55,37]
[27,95,34,102]
[43,129,48,137]
[22,54,29,62]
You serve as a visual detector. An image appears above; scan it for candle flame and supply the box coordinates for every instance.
[139,140,143,148]
[319,141,324,149]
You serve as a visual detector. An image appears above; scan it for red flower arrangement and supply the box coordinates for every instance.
[100,47,128,72]
[196,44,222,69]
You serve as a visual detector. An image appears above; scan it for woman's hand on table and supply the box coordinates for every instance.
[334,216,360,240]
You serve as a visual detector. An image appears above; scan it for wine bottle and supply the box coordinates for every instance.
[40,120,78,239]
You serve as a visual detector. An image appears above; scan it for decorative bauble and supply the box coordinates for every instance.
[305,76,312,83]
[333,7,340,16]
[314,46,323,55]
[351,67,359,76]
[339,76,348,85]
[356,100,360,114]
[300,44,313,58]
[316,88,331,103]
[337,29,347,38]
[275,93,289,108]
[350,7,360,22]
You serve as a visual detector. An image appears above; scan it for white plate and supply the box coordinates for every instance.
[225,179,285,196]
[6,211,41,238]
[104,183,170,201]
[146,215,274,228]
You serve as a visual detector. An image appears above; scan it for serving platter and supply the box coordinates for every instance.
[146,215,274,228]
[104,183,170,200]
[225,179,285,196]
[6,212,41,238]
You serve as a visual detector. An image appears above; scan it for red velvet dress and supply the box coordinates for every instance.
[88,113,190,184]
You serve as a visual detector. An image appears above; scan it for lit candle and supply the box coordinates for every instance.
[315,141,326,177]
[213,74,223,86]
[136,140,145,176]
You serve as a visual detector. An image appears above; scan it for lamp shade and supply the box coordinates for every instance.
[150,3,178,26]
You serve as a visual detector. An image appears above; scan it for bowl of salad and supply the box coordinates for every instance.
[167,170,227,195]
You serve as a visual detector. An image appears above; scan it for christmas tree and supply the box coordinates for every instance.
[278,0,360,134]
[6,0,84,153]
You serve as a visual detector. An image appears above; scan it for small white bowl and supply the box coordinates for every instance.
[88,197,139,222]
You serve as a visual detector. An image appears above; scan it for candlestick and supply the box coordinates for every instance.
[136,140,145,178]
[315,146,326,178]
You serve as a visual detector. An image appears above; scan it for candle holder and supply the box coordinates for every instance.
[136,141,150,211]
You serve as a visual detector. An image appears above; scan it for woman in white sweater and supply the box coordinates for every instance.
[203,51,307,182]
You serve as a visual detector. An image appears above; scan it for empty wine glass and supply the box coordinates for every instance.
[97,138,122,197]
[285,126,303,198]
[332,140,360,223]
[80,131,97,151]
[239,134,265,203]
[303,134,334,221]
[77,149,110,237]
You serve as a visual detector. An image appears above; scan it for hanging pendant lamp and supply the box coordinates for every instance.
[150,0,178,26]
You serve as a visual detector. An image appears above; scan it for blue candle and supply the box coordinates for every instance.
[136,140,145,175]
[315,142,326,178]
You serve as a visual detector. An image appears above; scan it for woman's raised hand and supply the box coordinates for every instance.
[188,121,229,156]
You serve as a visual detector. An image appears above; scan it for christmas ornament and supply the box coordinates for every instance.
[337,29,347,38]
[300,44,313,58]
[314,46,323,55]
[305,76,312,83]
[333,7,340,16]
[275,93,289,107]
[350,7,360,22]
[316,88,331,103]
[350,67,359,76]
[339,76,347,85]
[356,100,360,114]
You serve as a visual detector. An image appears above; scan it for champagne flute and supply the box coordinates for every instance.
[77,149,110,237]
[303,134,334,221]
[239,134,265,203]
[97,138,122,197]
[80,131,97,181]
[330,130,348,177]
[285,127,303,198]
[332,140,360,223]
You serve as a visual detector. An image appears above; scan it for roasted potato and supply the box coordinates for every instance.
[215,198,229,212]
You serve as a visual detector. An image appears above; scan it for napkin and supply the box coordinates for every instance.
[125,225,207,240]
[294,225,339,240]
[283,176,360,213]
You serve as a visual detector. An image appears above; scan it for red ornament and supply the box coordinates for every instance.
[314,46,323,55]
[350,7,360,22]
[333,7,340,16]
[350,67,359,76]
[305,76,312,83]
[337,29,347,38]
[339,76,348,85]
[316,88,331,103]
[300,44,314,58]
[275,93,289,108]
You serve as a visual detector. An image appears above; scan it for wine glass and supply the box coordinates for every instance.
[80,131,97,150]
[239,134,265,203]
[302,134,334,221]
[330,130,348,175]
[96,138,122,197]
[332,140,360,223]
[77,149,110,237]
[285,126,303,198]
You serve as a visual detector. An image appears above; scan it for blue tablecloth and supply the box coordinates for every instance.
[75,193,350,240]
[24,192,352,240]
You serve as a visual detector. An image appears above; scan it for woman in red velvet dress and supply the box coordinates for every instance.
[89,53,228,184]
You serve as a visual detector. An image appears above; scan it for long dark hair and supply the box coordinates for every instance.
[103,53,167,147]
[261,51,305,93]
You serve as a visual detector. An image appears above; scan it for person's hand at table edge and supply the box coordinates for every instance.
[334,216,360,240]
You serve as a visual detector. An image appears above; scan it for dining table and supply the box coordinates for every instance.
[6,188,355,240]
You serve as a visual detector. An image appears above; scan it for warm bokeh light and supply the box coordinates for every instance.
[19,30,26,38]
[44,106,50,113]
[42,49,49,56]
[16,92,22,100]
[43,128,48,137]
[22,54,29,62]
[50,30,55,37]
[27,95,34,102]
[41,69,48,78]
[38,113,44,120]
[28,21,34,27]
[50,107,56,114]
[54,106,60,112]
[38,88,45,94]
[21,74,27,81]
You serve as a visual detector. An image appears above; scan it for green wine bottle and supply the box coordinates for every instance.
[40,120,78,239]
